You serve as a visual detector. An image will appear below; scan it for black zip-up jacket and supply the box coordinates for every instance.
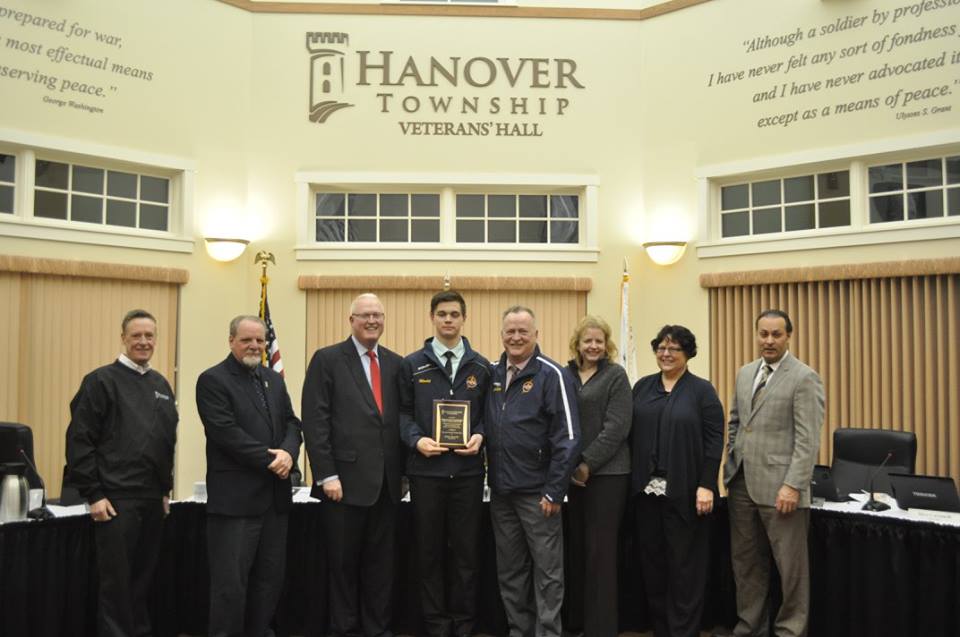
[66,361,178,503]
[484,346,581,503]
[398,336,490,478]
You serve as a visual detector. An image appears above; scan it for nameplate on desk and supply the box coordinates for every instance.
[905,508,960,525]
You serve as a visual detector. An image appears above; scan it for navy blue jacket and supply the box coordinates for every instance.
[484,346,581,503]
[399,337,490,478]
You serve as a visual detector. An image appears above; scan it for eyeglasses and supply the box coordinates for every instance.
[656,346,683,355]
[352,312,385,322]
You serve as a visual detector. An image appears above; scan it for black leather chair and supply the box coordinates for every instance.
[831,427,917,497]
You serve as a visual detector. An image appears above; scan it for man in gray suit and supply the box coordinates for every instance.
[723,309,825,637]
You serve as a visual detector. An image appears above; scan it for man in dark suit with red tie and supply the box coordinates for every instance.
[196,315,303,637]
[302,293,404,637]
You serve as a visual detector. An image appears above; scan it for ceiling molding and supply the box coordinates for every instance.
[213,0,711,21]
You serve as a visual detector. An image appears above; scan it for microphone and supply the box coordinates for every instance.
[18,447,57,518]
[862,451,893,512]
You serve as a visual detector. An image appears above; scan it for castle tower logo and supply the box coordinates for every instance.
[306,32,353,123]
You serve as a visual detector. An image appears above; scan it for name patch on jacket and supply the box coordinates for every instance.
[492,381,502,392]
[418,378,432,384]
[155,391,171,401]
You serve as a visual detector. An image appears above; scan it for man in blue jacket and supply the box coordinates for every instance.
[399,290,490,637]
[484,305,580,637]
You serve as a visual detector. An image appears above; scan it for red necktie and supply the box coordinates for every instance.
[367,350,383,414]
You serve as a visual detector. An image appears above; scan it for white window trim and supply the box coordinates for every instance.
[0,128,195,254]
[696,129,960,259]
[294,171,599,262]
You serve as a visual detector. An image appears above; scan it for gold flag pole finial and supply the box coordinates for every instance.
[443,272,451,291]
[254,251,276,283]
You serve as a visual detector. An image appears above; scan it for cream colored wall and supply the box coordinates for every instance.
[0,0,258,497]
[1,0,957,497]
[635,0,960,380]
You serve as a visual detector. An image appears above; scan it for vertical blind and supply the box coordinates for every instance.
[301,275,591,364]
[703,259,960,487]
[0,256,185,497]
[300,275,590,485]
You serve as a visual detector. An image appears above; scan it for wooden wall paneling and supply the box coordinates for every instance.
[0,272,20,423]
[706,271,960,488]
[17,275,178,497]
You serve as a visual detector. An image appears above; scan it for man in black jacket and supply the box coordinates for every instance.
[66,309,178,637]
[398,290,489,637]
[302,293,403,637]
[484,306,580,637]
[197,315,302,637]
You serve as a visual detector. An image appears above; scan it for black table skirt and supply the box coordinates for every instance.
[0,499,957,637]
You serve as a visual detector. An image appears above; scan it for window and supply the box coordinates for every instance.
[315,192,440,242]
[455,194,578,244]
[698,135,960,258]
[296,173,598,262]
[720,170,850,238]
[868,155,960,223]
[33,160,171,231]
[0,154,14,214]
[0,131,194,253]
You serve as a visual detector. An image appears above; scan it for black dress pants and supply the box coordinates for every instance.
[323,480,397,637]
[635,493,710,637]
[207,505,289,637]
[410,474,484,637]
[93,497,164,637]
[564,474,629,637]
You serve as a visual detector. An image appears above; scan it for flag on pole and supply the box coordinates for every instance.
[619,259,639,385]
[259,274,285,377]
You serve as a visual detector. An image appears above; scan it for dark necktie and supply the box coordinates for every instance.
[251,370,269,414]
[752,364,773,409]
[367,350,383,414]
[443,351,455,381]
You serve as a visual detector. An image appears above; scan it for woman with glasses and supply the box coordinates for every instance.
[563,315,632,637]
[630,325,724,637]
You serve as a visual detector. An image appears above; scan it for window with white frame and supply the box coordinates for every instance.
[0,132,193,253]
[300,174,596,261]
[700,139,960,257]
[719,170,850,238]
[315,192,441,242]
[455,193,578,244]
[0,154,14,214]
[868,156,960,223]
[34,159,171,231]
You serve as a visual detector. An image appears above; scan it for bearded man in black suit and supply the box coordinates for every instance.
[197,315,302,637]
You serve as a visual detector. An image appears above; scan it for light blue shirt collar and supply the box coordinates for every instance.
[431,337,464,377]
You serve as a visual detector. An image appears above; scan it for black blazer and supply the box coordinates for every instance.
[196,354,302,516]
[302,337,403,507]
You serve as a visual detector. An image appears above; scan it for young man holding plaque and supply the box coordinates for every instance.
[398,290,490,637]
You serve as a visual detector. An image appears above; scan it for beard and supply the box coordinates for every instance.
[241,354,262,369]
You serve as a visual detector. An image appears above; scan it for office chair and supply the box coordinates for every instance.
[830,427,917,497]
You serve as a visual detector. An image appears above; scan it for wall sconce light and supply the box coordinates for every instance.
[642,241,687,266]
[205,238,250,262]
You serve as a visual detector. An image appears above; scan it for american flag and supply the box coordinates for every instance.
[259,278,285,377]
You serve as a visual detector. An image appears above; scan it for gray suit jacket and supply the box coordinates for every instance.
[723,352,825,508]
